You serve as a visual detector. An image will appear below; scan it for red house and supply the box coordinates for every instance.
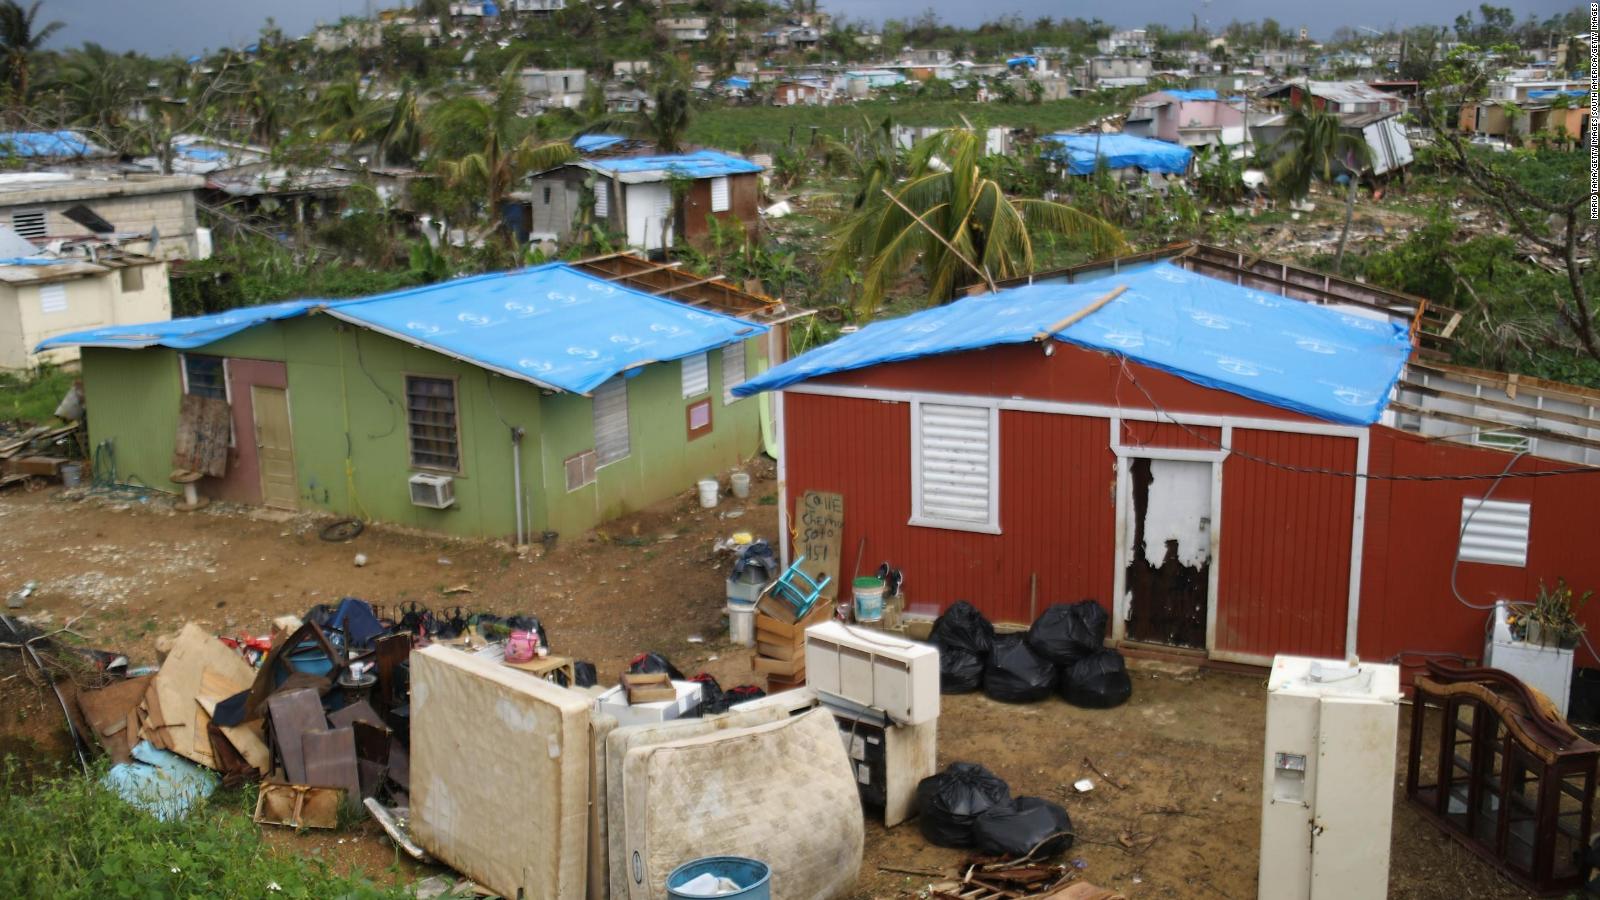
[735,245,1600,678]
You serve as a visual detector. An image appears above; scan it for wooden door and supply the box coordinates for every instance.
[251,385,297,511]
[1124,457,1211,648]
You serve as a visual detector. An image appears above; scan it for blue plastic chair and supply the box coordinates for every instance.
[765,555,830,620]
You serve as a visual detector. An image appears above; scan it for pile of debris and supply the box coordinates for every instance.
[0,420,83,490]
[932,601,1132,708]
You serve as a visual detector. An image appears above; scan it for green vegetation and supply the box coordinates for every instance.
[0,364,73,423]
[0,763,405,899]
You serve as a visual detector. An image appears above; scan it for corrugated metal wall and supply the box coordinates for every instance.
[1119,420,1220,451]
[785,394,1116,624]
[1216,429,1358,660]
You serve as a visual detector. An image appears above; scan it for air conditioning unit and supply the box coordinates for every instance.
[805,620,939,725]
[408,473,456,509]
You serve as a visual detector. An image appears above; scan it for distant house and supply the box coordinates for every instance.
[1256,81,1414,177]
[613,60,652,80]
[2,249,169,370]
[661,17,709,41]
[507,0,564,13]
[520,149,764,252]
[0,172,206,259]
[1251,47,1309,73]
[519,68,587,109]
[0,130,113,164]
[38,262,787,539]
[1041,133,1194,177]
[1096,28,1151,56]
[1460,92,1589,145]
[1124,89,1246,149]
[1259,79,1404,118]
[1083,56,1152,89]
[772,79,828,106]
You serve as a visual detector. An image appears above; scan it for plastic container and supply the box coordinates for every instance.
[697,478,719,509]
[285,644,335,677]
[60,463,83,489]
[667,856,772,900]
[727,603,755,647]
[730,472,751,499]
[852,576,886,623]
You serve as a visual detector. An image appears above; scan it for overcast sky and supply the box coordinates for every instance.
[37,0,1580,57]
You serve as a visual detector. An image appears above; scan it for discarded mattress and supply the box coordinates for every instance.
[605,705,793,900]
[620,707,863,900]
[410,645,591,900]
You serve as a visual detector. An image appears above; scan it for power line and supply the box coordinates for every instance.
[1113,360,1600,482]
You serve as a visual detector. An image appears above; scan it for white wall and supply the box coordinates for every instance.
[5,262,170,369]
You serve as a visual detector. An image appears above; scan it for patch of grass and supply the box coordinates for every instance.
[687,96,1118,152]
[0,365,75,425]
[0,762,405,898]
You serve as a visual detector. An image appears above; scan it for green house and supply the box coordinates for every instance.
[41,262,783,542]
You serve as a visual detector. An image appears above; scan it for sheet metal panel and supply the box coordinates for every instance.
[1216,429,1357,659]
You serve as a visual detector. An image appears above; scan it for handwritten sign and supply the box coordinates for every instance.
[794,490,844,600]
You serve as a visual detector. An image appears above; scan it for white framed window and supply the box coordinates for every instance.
[593,376,630,466]
[681,352,709,398]
[180,353,229,402]
[565,450,597,491]
[1459,497,1530,567]
[593,181,609,218]
[38,283,67,314]
[910,400,1000,534]
[11,208,45,239]
[721,342,745,404]
[709,176,730,212]
[1474,430,1532,453]
[405,375,461,472]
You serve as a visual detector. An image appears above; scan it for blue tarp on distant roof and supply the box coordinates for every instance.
[1007,56,1038,68]
[1162,88,1219,101]
[37,299,329,351]
[734,262,1412,425]
[1042,133,1194,175]
[175,143,229,162]
[1528,89,1586,100]
[0,130,104,159]
[586,150,764,178]
[725,76,752,90]
[323,264,766,394]
[573,133,627,153]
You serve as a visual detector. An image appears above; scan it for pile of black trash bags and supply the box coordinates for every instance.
[916,762,1074,858]
[930,600,1132,708]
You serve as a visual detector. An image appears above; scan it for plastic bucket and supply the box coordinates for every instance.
[666,856,772,900]
[697,479,719,509]
[727,603,755,647]
[730,472,751,499]
[285,644,335,677]
[852,576,886,623]
[60,463,83,489]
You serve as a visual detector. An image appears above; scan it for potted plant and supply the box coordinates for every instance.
[1529,578,1592,650]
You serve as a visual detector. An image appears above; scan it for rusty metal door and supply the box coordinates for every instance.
[1124,457,1211,648]
[251,385,297,511]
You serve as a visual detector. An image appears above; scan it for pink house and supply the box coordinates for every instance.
[1124,89,1246,149]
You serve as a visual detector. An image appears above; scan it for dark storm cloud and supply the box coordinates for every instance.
[28,0,1583,56]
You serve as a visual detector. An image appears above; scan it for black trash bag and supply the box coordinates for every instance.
[573,661,598,688]
[691,673,727,715]
[983,633,1057,703]
[724,684,766,706]
[1061,648,1133,709]
[939,647,986,694]
[930,601,996,656]
[915,762,1013,848]
[627,651,685,681]
[1025,600,1108,666]
[973,796,1075,859]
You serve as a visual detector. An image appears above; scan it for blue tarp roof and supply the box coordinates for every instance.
[725,76,752,89]
[1528,89,1586,99]
[322,264,765,394]
[39,264,767,395]
[1007,56,1038,67]
[175,143,230,162]
[0,130,105,159]
[1042,133,1194,175]
[37,299,328,351]
[573,133,627,153]
[1161,88,1219,101]
[585,150,764,178]
[734,262,1412,425]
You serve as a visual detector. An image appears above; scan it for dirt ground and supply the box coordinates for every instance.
[0,472,1534,899]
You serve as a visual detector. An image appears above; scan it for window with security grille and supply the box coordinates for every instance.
[406,376,461,471]
[181,354,227,401]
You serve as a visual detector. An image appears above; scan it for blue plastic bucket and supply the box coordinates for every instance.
[852,576,886,623]
[666,856,771,899]
[285,643,335,677]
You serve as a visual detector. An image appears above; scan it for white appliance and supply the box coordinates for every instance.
[1258,655,1401,900]
[408,472,456,509]
[1483,599,1573,717]
[804,621,939,725]
[594,680,702,729]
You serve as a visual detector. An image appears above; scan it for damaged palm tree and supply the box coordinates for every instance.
[827,127,1127,317]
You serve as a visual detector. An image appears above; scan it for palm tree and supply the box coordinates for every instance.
[582,77,692,153]
[1268,101,1372,271]
[376,81,424,167]
[828,127,1128,315]
[818,114,902,211]
[0,0,59,101]
[51,42,136,135]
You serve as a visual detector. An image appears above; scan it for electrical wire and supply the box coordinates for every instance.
[1449,450,1528,611]
[353,329,398,439]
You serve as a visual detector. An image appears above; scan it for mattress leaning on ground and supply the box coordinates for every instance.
[409,645,592,900]
[621,707,864,900]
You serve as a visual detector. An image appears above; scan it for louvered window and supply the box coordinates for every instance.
[721,343,745,403]
[681,352,709,398]
[910,401,999,533]
[593,376,630,466]
[1459,498,1530,567]
[710,176,730,212]
[406,376,460,472]
[11,209,45,239]
[593,181,609,218]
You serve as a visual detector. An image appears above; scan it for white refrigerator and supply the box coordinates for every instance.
[1258,655,1402,900]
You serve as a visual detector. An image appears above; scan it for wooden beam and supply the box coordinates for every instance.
[651,274,725,297]
[1399,379,1600,432]
[1033,285,1128,341]
[1389,401,1600,456]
